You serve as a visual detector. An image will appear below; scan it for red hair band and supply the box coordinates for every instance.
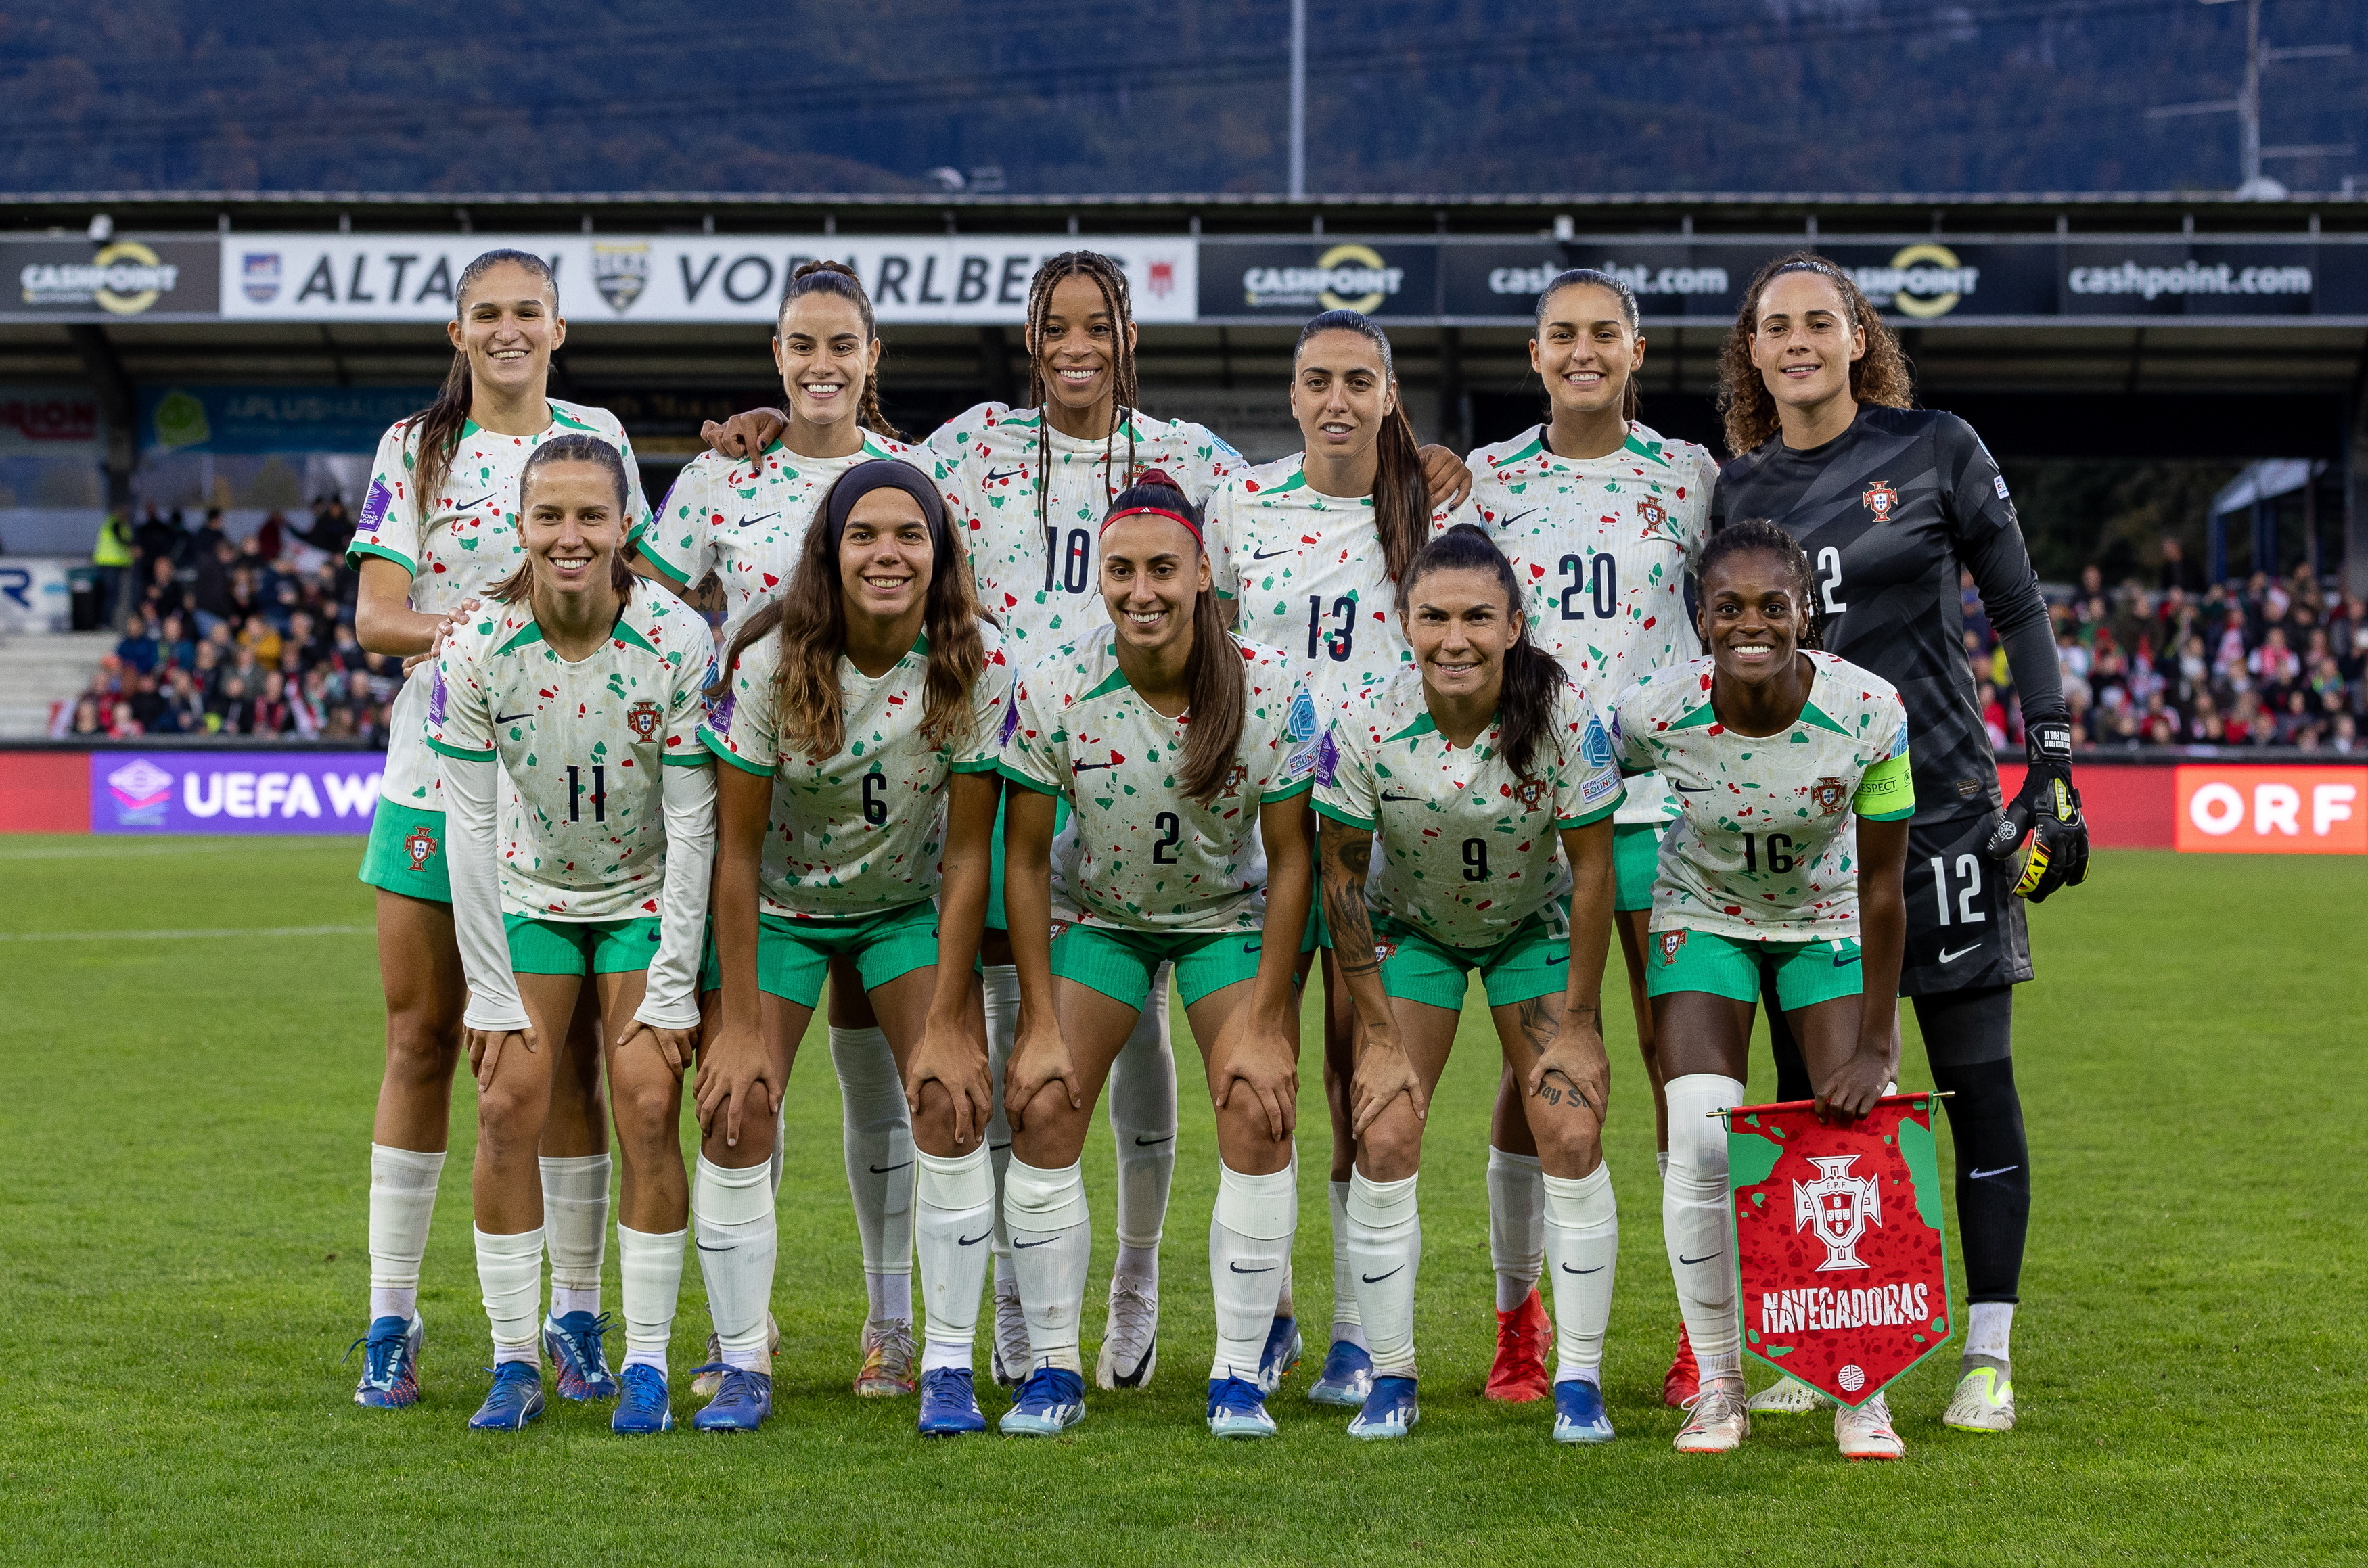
[1100,504,1202,543]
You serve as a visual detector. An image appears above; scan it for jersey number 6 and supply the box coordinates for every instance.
[862,771,890,827]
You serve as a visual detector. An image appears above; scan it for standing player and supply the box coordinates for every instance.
[693,460,1010,1437]
[426,435,715,1432]
[1312,525,1624,1442]
[346,250,649,1412]
[1204,308,1475,1407]
[995,474,1315,1439]
[1711,253,2087,1433]
[635,260,922,1398]
[1461,269,1720,1408]
[1609,519,1913,1460]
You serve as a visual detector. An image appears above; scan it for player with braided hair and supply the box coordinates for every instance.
[1711,251,2080,1435]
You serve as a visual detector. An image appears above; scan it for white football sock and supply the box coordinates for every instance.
[539,1153,610,1319]
[1003,1156,1089,1375]
[692,1155,777,1372]
[367,1144,444,1324]
[1209,1161,1296,1383]
[1328,1178,1367,1349]
[1657,1149,1670,1181]
[769,1117,785,1199]
[1487,1147,1545,1312]
[474,1226,544,1365]
[1664,1074,1744,1382]
[830,1024,914,1324]
[1965,1301,2014,1370]
[915,1143,995,1373]
[982,965,1020,1272]
[1108,971,1177,1283]
[1346,1170,1421,1379]
[1543,1163,1618,1387]
[618,1224,685,1375]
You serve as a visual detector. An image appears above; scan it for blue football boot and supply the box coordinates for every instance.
[612,1364,673,1435]
[998,1366,1085,1436]
[687,1363,772,1433]
[917,1367,989,1437]
[466,1361,546,1431]
[1256,1316,1303,1395]
[1552,1378,1616,1444]
[1306,1340,1375,1407]
[1346,1375,1419,1439]
[543,1310,620,1402]
[348,1312,423,1409]
[1208,1375,1279,1439]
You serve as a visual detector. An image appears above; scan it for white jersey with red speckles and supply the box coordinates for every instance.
[1606,651,1915,944]
[349,399,652,811]
[925,402,1240,658]
[1464,421,1716,828]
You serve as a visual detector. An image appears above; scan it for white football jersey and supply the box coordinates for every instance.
[926,402,1241,659]
[1606,651,1915,943]
[702,621,1010,918]
[633,428,911,628]
[1206,452,1476,718]
[1464,421,1717,828]
[1308,666,1624,948]
[998,631,1311,935]
[351,400,652,811]
[424,581,712,921]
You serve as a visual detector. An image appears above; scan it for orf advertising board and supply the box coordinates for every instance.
[89,753,383,835]
[219,235,1196,325]
[2174,764,2367,854]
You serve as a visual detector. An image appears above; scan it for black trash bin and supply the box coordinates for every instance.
[68,565,102,631]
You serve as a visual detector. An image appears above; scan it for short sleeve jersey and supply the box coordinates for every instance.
[1205,453,1477,718]
[1711,407,2049,820]
[348,399,652,810]
[700,621,1009,919]
[997,632,1312,935]
[1308,667,1624,948]
[926,402,1241,658]
[423,581,712,921]
[1606,651,1915,944]
[1465,421,1717,827]
[631,428,913,628]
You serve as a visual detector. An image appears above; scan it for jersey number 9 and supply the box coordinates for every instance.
[1461,837,1490,881]
[1557,553,1617,621]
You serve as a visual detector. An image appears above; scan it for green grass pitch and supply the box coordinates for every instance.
[0,839,2359,1565]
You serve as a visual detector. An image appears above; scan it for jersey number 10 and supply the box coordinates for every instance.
[1043,526,1093,595]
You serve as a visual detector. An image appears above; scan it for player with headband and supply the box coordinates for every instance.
[995,473,1315,1439]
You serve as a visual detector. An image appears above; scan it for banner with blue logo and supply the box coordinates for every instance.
[92,752,383,834]
[134,385,438,456]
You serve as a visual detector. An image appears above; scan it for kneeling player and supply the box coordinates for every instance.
[997,475,1315,1439]
[430,435,717,1432]
[696,460,1010,1436]
[1313,525,1624,1442]
[1607,520,1912,1460]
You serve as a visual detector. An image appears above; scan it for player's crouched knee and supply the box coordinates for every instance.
[908,1080,970,1159]
[1356,1107,1424,1182]
[383,1013,461,1083]
[610,1076,680,1157]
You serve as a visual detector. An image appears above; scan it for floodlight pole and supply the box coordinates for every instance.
[1288,0,1306,199]
[2239,0,2262,190]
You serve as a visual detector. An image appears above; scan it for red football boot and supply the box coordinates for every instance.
[1484,1288,1554,1403]
[1662,1320,1700,1408]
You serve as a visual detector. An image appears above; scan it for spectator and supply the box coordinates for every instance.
[91,506,135,628]
[139,555,185,624]
[160,668,208,734]
[2158,536,2206,595]
[114,612,160,676]
[252,670,294,737]
[158,612,197,674]
[209,674,256,735]
[293,494,356,558]
[192,539,237,636]
[256,510,287,561]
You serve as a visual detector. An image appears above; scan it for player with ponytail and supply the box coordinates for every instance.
[1306,524,1624,1443]
[346,249,650,1416]
[1203,306,1477,1406]
[994,474,1315,1441]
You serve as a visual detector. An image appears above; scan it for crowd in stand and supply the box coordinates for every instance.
[55,498,405,741]
[1967,547,2365,753]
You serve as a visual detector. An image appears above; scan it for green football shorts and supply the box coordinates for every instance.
[750,900,941,1007]
[1643,925,1865,1011]
[357,804,450,903]
[1050,921,1265,1009]
[1374,908,1568,1011]
[1613,821,1664,914]
[503,913,663,976]
[987,791,1071,933]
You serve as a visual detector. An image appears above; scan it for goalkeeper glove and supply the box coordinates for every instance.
[1984,721,2089,902]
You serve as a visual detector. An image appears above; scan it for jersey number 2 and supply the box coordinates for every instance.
[1817,546,1847,614]
[1153,811,1182,864]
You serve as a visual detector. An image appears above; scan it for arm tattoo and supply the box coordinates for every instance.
[1320,827,1380,977]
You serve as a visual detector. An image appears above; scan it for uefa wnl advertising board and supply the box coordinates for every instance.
[91,753,383,835]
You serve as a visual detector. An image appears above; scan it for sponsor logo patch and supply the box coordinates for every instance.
[357,476,393,536]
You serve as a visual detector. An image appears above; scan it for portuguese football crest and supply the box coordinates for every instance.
[626,701,663,742]
[1636,494,1668,533]
[1221,762,1250,797]
[1725,1094,1952,1408]
[1656,929,1687,965]
[1861,481,1899,522]
[1811,776,1849,815]
[1513,778,1547,812]
[403,823,438,871]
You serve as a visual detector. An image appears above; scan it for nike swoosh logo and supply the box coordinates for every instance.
[732,511,779,530]
[695,1242,734,1253]
[1678,1252,1721,1266]
[1241,942,1262,954]
[1497,509,1538,530]
[1074,762,1118,773]
[1013,1236,1057,1249]
[1360,1267,1404,1285]
[495,711,534,724]
[1672,781,1710,793]
[1132,1134,1175,1147]
[453,494,495,511]
[1559,1263,1604,1275]
[957,1231,992,1247]
[1938,944,1982,964]
[1250,546,1292,560]
[1833,952,1861,968]
[984,468,1026,484]
[868,1161,913,1174]
[1229,1262,1277,1274]
[1380,791,1421,802]
[1969,1166,2020,1180]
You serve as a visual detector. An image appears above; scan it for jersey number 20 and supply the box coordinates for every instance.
[1557,553,1617,620]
